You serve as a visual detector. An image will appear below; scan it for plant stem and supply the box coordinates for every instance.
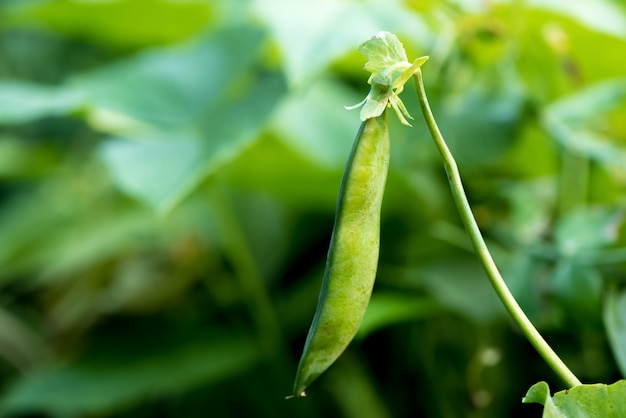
[412,69,582,388]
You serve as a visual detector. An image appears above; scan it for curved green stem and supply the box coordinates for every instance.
[412,69,582,388]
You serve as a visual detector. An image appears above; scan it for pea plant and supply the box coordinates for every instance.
[290,32,626,416]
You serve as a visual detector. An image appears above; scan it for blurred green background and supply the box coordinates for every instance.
[0,0,625,417]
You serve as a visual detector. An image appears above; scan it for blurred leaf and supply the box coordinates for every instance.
[554,207,623,256]
[543,114,626,169]
[74,26,268,131]
[0,327,259,416]
[546,77,626,123]
[220,134,341,209]
[604,287,626,377]
[511,6,626,104]
[253,0,430,86]
[91,24,284,213]
[499,179,556,244]
[99,72,285,214]
[550,262,602,318]
[526,0,626,39]
[434,76,525,168]
[90,26,287,213]
[542,78,626,167]
[417,259,505,323]
[3,0,214,49]
[270,78,362,168]
[99,137,204,215]
[357,293,439,339]
[522,380,626,417]
[0,80,83,123]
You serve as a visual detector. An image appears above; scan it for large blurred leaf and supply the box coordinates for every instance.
[0,80,83,123]
[523,380,626,417]
[0,326,259,416]
[604,287,626,377]
[91,26,287,213]
[2,0,214,49]
[99,72,285,214]
[546,77,626,123]
[542,78,626,167]
[253,0,431,86]
[75,26,268,131]
[270,78,362,168]
[434,75,525,169]
[554,206,623,256]
[99,137,205,215]
[511,6,626,104]
[526,0,626,39]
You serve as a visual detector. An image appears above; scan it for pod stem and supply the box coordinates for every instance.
[412,69,582,389]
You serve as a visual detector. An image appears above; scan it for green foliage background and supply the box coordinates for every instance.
[0,0,625,417]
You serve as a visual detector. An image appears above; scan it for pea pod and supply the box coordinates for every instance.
[292,110,390,397]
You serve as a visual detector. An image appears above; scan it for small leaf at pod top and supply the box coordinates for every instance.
[345,31,428,126]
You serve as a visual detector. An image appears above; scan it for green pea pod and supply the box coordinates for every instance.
[292,110,390,397]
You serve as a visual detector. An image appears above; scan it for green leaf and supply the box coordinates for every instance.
[74,26,267,131]
[542,115,626,168]
[356,293,439,339]
[554,207,623,256]
[89,26,286,213]
[434,78,525,169]
[3,0,215,49]
[98,72,285,214]
[99,137,205,216]
[527,0,626,39]
[270,78,362,168]
[542,78,626,167]
[604,287,626,377]
[546,77,626,123]
[523,380,626,417]
[550,262,601,317]
[0,81,83,124]
[253,0,430,86]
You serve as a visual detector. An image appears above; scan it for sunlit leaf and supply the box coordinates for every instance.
[526,0,626,39]
[3,0,214,48]
[523,380,626,417]
[252,0,430,86]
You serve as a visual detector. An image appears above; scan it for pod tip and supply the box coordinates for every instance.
[285,391,307,400]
